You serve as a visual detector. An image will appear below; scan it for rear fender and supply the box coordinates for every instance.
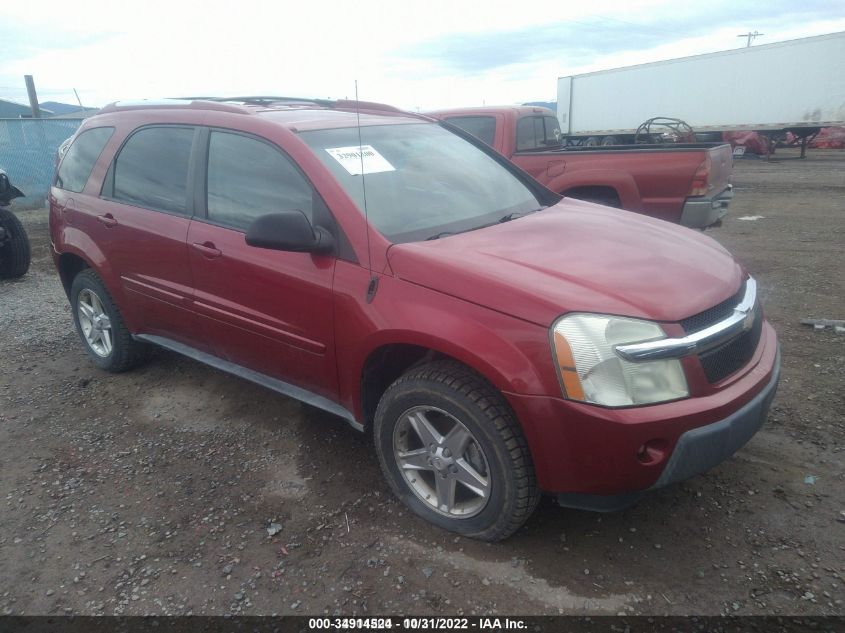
[549,169,641,211]
[55,232,141,332]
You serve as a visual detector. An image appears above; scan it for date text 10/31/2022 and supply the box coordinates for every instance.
[307,617,527,630]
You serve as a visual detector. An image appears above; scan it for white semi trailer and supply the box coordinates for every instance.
[556,31,845,150]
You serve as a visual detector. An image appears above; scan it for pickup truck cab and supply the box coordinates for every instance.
[49,98,778,541]
[429,106,734,228]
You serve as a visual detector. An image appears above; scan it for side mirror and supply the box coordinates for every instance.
[245,211,335,255]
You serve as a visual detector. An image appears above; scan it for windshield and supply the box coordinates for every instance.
[299,123,542,243]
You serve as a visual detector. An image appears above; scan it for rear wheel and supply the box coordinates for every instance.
[374,360,539,541]
[600,135,619,146]
[70,269,150,372]
[0,208,30,279]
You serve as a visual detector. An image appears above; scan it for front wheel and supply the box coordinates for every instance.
[374,361,539,541]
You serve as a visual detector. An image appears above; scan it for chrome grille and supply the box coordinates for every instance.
[698,302,763,383]
[681,281,746,334]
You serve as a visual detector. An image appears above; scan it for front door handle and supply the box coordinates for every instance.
[191,241,222,258]
[96,213,117,228]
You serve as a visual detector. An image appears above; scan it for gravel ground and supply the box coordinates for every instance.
[0,148,843,617]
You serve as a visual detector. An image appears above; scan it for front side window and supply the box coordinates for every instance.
[516,116,562,151]
[443,116,496,147]
[300,123,542,243]
[113,126,194,214]
[55,127,114,193]
[206,131,313,231]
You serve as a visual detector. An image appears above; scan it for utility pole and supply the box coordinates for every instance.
[24,75,41,118]
[737,31,764,47]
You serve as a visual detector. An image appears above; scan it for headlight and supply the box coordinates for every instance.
[551,314,689,407]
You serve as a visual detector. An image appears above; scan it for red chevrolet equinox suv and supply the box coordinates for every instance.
[49,97,780,541]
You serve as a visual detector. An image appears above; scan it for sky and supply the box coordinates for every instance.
[1,0,844,111]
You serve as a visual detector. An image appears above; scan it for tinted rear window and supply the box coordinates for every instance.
[516,116,562,151]
[55,127,114,193]
[113,126,194,214]
[444,116,496,147]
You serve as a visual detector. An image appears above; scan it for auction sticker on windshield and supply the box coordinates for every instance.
[325,145,395,175]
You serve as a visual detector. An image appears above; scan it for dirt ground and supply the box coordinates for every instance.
[1,148,843,617]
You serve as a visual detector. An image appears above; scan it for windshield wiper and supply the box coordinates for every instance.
[428,207,548,240]
[498,206,546,223]
[426,231,457,241]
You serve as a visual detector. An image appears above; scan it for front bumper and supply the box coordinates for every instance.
[556,347,780,511]
[504,321,779,502]
[680,185,733,228]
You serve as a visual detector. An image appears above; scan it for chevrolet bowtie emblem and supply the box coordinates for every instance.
[738,304,755,331]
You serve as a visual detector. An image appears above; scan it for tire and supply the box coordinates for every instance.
[70,269,150,372]
[583,136,600,147]
[600,135,619,146]
[0,208,31,279]
[374,360,539,541]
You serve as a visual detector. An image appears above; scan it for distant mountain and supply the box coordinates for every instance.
[41,101,98,116]
[522,101,556,112]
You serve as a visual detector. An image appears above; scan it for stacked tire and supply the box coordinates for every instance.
[0,208,30,279]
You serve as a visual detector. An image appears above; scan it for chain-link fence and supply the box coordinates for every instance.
[0,118,84,209]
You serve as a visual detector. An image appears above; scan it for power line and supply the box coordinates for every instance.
[737,31,764,47]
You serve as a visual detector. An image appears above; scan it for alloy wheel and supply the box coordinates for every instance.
[77,288,113,357]
[393,406,491,518]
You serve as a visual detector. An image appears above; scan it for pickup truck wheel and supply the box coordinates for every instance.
[374,361,539,541]
[70,269,150,372]
[0,208,31,279]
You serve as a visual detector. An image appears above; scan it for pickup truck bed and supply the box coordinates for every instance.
[429,106,734,228]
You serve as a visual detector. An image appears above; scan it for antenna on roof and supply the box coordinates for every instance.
[354,80,378,303]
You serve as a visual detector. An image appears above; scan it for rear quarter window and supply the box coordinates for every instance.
[444,116,496,147]
[55,127,114,193]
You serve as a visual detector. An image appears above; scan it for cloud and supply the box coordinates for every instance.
[1,0,843,110]
[399,0,845,74]
[402,21,659,73]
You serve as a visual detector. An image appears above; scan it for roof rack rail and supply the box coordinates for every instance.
[187,95,335,107]
[186,95,406,114]
[99,99,252,115]
[98,95,433,122]
[332,99,403,114]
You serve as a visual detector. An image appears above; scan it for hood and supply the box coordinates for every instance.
[386,200,744,327]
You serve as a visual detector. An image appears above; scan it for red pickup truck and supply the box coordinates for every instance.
[429,106,734,228]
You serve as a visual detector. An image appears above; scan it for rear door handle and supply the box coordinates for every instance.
[191,241,222,258]
[96,213,117,228]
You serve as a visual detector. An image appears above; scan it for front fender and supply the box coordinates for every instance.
[360,323,547,397]
[333,266,560,423]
